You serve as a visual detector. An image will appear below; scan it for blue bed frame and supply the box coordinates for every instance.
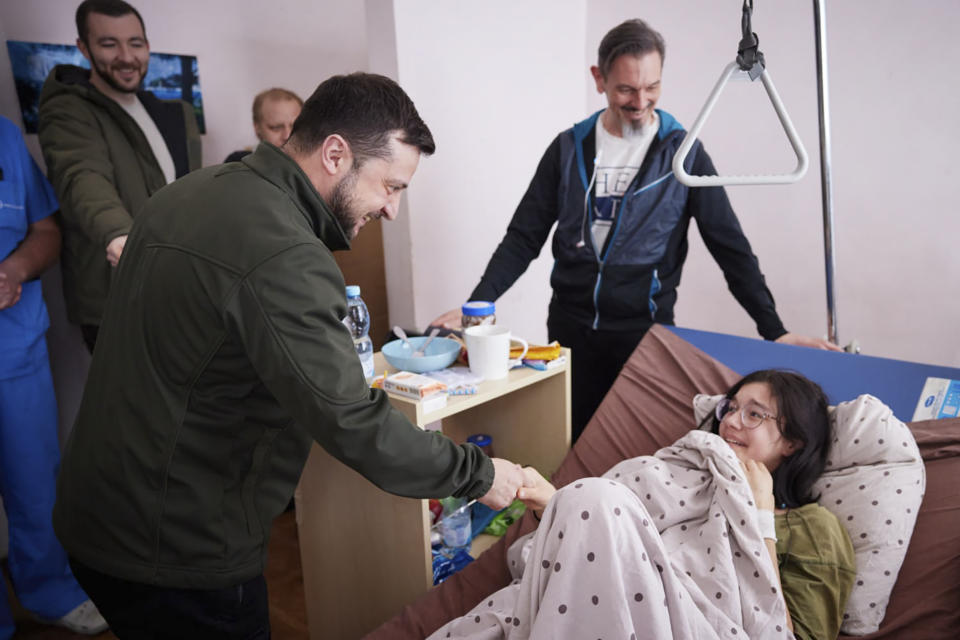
[667,326,960,423]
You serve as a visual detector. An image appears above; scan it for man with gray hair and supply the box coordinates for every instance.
[434,19,840,442]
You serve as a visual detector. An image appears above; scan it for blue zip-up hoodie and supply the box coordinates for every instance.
[471,108,786,339]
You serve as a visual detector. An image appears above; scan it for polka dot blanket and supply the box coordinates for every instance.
[428,431,792,639]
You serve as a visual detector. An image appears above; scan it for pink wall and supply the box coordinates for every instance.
[368,0,587,340]
[1,0,956,401]
[372,0,958,366]
[0,0,372,452]
[1,0,957,557]
[0,0,368,164]
[586,1,960,365]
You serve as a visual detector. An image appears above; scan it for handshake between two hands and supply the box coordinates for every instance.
[477,457,776,517]
[478,458,557,513]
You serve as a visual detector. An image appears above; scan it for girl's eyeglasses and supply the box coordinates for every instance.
[715,397,778,430]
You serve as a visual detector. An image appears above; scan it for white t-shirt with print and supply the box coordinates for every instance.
[590,111,658,256]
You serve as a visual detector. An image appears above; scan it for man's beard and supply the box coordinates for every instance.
[620,108,651,139]
[329,168,362,237]
[92,58,145,94]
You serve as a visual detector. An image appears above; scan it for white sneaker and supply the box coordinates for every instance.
[36,599,109,635]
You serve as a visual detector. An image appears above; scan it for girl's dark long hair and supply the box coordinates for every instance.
[702,370,831,508]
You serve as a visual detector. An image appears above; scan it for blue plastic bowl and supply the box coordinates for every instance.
[381,336,460,373]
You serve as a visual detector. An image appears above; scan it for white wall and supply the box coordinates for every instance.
[2,0,959,409]
[372,1,959,366]
[1,0,957,557]
[0,0,371,554]
[586,1,960,365]
[370,0,587,343]
[0,0,955,414]
[3,1,953,366]
[0,0,371,439]
[0,0,369,165]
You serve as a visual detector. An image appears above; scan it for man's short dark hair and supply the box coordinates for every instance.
[76,0,146,44]
[597,19,665,77]
[253,88,303,124]
[287,73,435,164]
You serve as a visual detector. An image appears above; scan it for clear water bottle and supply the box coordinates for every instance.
[344,285,375,379]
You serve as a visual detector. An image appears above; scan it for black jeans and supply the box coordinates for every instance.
[69,558,271,640]
[547,313,648,443]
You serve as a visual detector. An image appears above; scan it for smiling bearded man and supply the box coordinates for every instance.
[37,0,201,353]
[51,71,527,639]
[432,18,842,444]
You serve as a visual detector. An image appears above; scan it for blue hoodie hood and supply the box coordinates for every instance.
[571,108,685,191]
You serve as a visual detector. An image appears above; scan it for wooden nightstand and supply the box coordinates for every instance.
[295,349,571,640]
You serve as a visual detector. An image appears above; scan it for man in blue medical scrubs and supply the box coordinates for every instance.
[0,116,107,636]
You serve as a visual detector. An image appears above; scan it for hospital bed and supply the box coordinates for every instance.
[368,325,960,639]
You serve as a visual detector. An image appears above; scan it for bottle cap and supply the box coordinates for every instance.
[467,434,492,448]
[345,285,361,297]
[461,301,495,316]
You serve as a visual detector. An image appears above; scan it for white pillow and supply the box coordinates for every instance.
[692,393,924,635]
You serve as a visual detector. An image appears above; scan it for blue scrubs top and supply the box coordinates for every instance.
[0,116,59,378]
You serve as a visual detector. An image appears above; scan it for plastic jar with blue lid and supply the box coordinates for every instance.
[466,433,495,458]
[461,301,496,329]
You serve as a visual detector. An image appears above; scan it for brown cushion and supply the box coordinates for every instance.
[366,325,960,639]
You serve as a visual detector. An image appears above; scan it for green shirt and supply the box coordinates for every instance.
[776,503,857,640]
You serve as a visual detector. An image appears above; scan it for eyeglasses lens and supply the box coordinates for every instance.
[716,398,763,429]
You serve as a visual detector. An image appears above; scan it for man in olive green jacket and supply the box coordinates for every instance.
[38,0,201,351]
[54,72,526,638]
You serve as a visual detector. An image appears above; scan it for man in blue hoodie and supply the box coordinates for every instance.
[434,19,839,441]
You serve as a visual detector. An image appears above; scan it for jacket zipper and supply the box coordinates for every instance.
[590,170,673,330]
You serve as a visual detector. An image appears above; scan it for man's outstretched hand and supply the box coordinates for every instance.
[430,307,462,330]
[477,458,527,510]
[517,466,557,513]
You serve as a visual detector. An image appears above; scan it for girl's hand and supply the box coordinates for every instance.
[741,459,775,511]
[517,466,557,512]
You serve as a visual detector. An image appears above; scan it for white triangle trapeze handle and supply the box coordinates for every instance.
[673,61,809,187]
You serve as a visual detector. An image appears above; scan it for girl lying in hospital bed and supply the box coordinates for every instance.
[429,370,856,640]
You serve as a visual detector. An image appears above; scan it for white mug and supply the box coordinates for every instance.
[464,325,528,380]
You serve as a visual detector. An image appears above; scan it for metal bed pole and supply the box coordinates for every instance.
[814,0,839,345]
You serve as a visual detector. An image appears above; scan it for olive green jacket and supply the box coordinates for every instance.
[37,64,202,326]
[777,503,857,640]
[53,144,494,589]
